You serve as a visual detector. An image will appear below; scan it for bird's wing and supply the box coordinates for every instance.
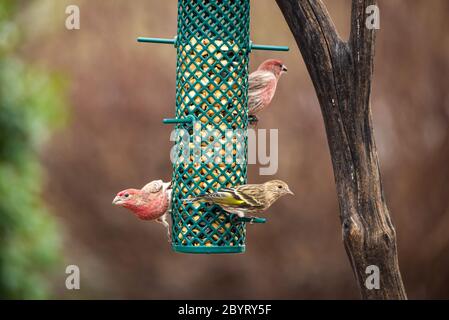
[248,71,276,114]
[186,185,265,209]
[201,188,246,206]
[233,184,265,207]
[201,186,264,208]
[141,180,163,194]
[248,71,276,94]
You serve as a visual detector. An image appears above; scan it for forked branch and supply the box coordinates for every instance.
[276,0,407,299]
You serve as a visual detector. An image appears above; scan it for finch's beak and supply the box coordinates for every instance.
[112,196,122,205]
[287,188,294,195]
[282,65,288,73]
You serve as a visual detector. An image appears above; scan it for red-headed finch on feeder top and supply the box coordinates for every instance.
[248,59,287,120]
[184,180,293,218]
[112,180,172,239]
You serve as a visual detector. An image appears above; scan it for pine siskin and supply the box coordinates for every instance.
[184,180,293,218]
[248,59,287,121]
[113,180,172,239]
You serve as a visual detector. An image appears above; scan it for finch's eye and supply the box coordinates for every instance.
[278,185,283,189]
[125,193,129,198]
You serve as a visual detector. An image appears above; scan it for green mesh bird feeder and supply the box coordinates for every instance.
[138,0,288,254]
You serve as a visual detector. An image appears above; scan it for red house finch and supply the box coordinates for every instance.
[113,180,172,238]
[184,180,293,219]
[248,59,288,120]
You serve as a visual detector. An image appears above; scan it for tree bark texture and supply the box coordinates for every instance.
[275,0,407,299]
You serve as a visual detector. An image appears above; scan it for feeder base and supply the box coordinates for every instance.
[172,245,245,254]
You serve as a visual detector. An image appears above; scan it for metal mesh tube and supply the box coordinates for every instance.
[170,0,250,254]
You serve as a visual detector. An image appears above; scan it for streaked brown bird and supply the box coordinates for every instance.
[184,180,293,218]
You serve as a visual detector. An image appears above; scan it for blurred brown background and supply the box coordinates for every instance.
[16,0,449,298]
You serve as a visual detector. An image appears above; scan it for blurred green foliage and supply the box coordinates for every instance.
[0,0,67,299]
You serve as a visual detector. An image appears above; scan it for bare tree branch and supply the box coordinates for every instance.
[276,0,407,299]
[350,0,376,115]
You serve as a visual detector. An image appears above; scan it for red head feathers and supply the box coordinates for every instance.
[257,59,288,78]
